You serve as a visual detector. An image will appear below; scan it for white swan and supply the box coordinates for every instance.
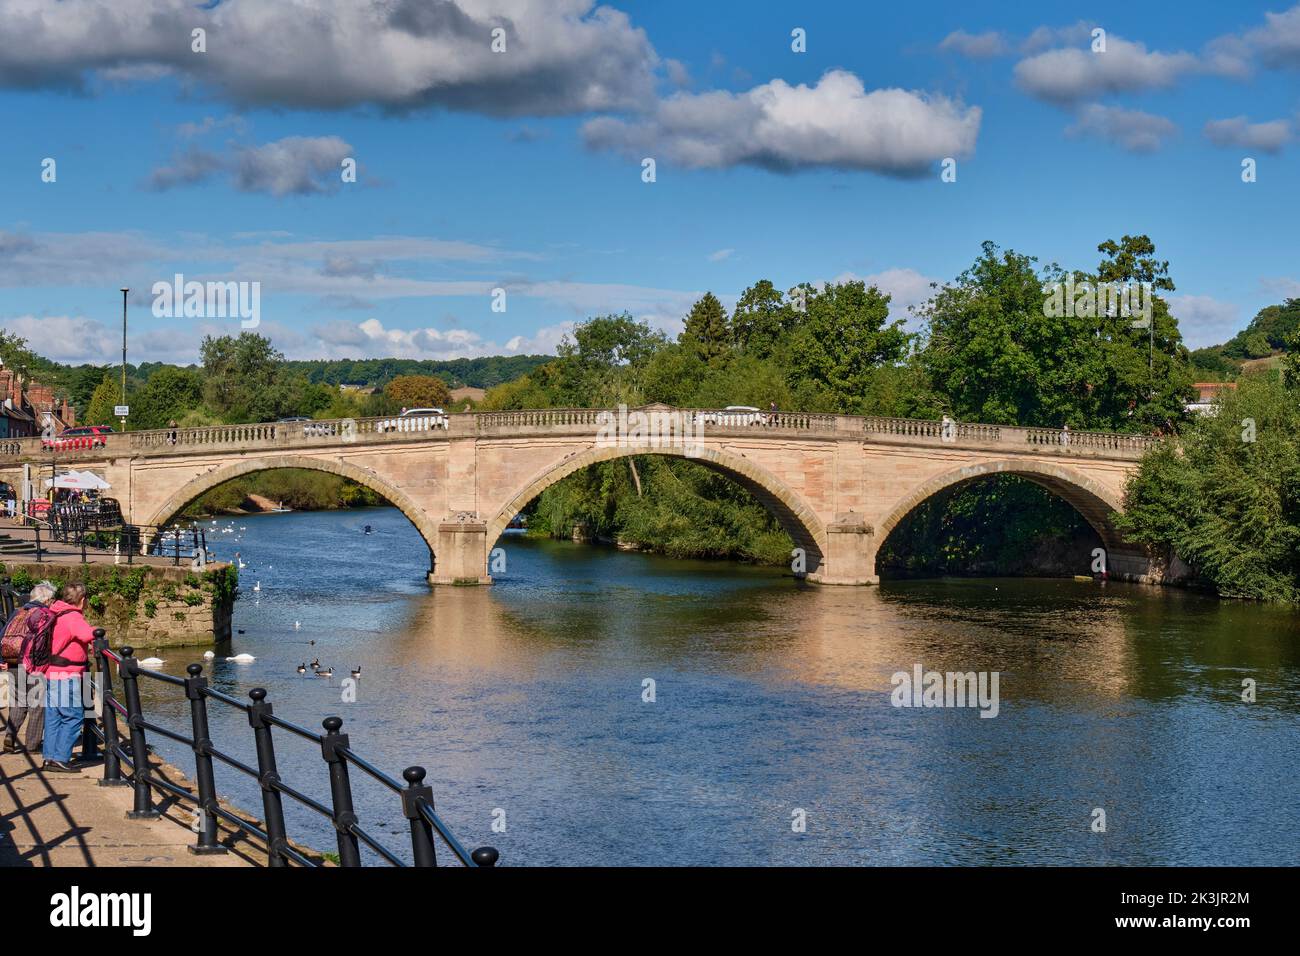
[203,650,215,660]
[225,653,256,663]
[253,581,261,592]
[293,621,301,630]
[139,657,165,667]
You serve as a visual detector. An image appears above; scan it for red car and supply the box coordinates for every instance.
[42,425,114,451]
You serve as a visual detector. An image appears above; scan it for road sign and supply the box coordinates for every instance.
[114,405,130,417]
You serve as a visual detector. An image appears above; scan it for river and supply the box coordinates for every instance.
[131,505,1299,866]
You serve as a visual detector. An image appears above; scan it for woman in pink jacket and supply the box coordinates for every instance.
[41,582,96,772]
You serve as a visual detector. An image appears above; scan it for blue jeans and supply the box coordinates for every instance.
[42,676,84,764]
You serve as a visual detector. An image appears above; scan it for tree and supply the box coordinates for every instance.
[200,333,282,419]
[131,367,204,430]
[384,374,451,411]
[731,280,794,358]
[788,280,910,412]
[1116,372,1300,602]
[681,293,731,365]
[83,374,119,426]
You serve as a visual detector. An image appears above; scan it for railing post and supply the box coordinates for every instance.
[247,688,290,867]
[184,663,227,855]
[401,766,438,867]
[92,630,127,787]
[34,523,41,562]
[320,716,362,867]
[119,647,160,818]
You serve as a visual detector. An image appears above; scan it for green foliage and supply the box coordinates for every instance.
[1221,298,1300,359]
[144,599,158,618]
[384,374,452,412]
[181,468,383,517]
[1116,372,1300,601]
[129,366,204,430]
[204,565,239,605]
[918,238,1195,431]
[183,591,205,606]
[681,293,731,365]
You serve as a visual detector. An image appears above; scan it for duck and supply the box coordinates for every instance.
[139,657,165,668]
[350,666,361,679]
[225,653,256,663]
[296,662,307,674]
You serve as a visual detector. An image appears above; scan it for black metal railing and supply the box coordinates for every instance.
[83,630,498,868]
[1,516,208,566]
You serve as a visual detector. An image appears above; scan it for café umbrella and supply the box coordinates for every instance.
[43,470,111,490]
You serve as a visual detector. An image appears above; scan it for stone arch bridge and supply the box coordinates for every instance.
[0,407,1162,585]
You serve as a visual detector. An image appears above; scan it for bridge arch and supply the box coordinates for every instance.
[873,457,1129,556]
[144,454,441,558]
[486,444,830,574]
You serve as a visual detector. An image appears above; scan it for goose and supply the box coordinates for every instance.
[350,666,361,680]
[226,653,256,663]
[310,658,320,669]
[315,666,333,678]
[139,657,165,668]
[296,662,307,674]
[202,650,215,660]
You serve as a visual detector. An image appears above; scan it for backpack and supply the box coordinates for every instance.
[21,607,76,671]
[0,606,35,665]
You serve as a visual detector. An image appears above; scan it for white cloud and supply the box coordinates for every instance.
[150,136,356,196]
[938,30,1010,58]
[1065,104,1178,153]
[0,0,658,115]
[1203,116,1293,153]
[301,317,570,360]
[582,70,981,177]
[708,248,735,262]
[1167,294,1241,349]
[1245,3,1300,69]
[1015,35,1220,104]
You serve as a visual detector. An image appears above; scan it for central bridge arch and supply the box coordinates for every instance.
[144,454,441,564]
[486,443,829,575]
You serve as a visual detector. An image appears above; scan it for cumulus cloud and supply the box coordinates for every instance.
[1245,3,1300,68]
[0,0,658,115]
[150,136,355,196]
[938,30,1010,58]
[1,314,205,363]
[708,248,735,262]
[1014,36,1205,104]
[582,70,981,177]
[302,316,571,360]
[1203,116,1293,153]
[1167,294,1241,349]
[1065,104,1177,153]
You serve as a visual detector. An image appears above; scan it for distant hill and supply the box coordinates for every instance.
[280,355,554,390]
[1189,297,1299,381]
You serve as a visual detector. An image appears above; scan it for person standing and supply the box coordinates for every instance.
[40,582,95,772]
[1,581,57,755]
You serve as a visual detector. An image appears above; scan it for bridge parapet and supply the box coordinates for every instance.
[0,407,1161,465]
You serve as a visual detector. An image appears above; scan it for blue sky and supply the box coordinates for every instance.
[1,0,1297,364]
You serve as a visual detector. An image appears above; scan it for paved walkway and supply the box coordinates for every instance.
[0,748,259,867]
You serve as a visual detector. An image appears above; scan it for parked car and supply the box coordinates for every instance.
[278,416,330,437]
[378,407,449,432]
[42,424,114,450]
[697,406,767,427]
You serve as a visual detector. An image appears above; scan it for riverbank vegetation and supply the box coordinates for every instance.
[179,469,384,518]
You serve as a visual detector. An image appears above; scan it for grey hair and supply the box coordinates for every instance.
[29,580,57,604]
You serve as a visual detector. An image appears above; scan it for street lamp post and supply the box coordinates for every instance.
[120,288,129,433]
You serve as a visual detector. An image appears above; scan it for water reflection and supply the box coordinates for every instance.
[131,507,1298,866]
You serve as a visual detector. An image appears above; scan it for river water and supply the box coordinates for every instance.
[131,506,1299,866]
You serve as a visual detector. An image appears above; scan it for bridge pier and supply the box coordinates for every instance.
[808,513,880,586]
[427,520,493,586]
